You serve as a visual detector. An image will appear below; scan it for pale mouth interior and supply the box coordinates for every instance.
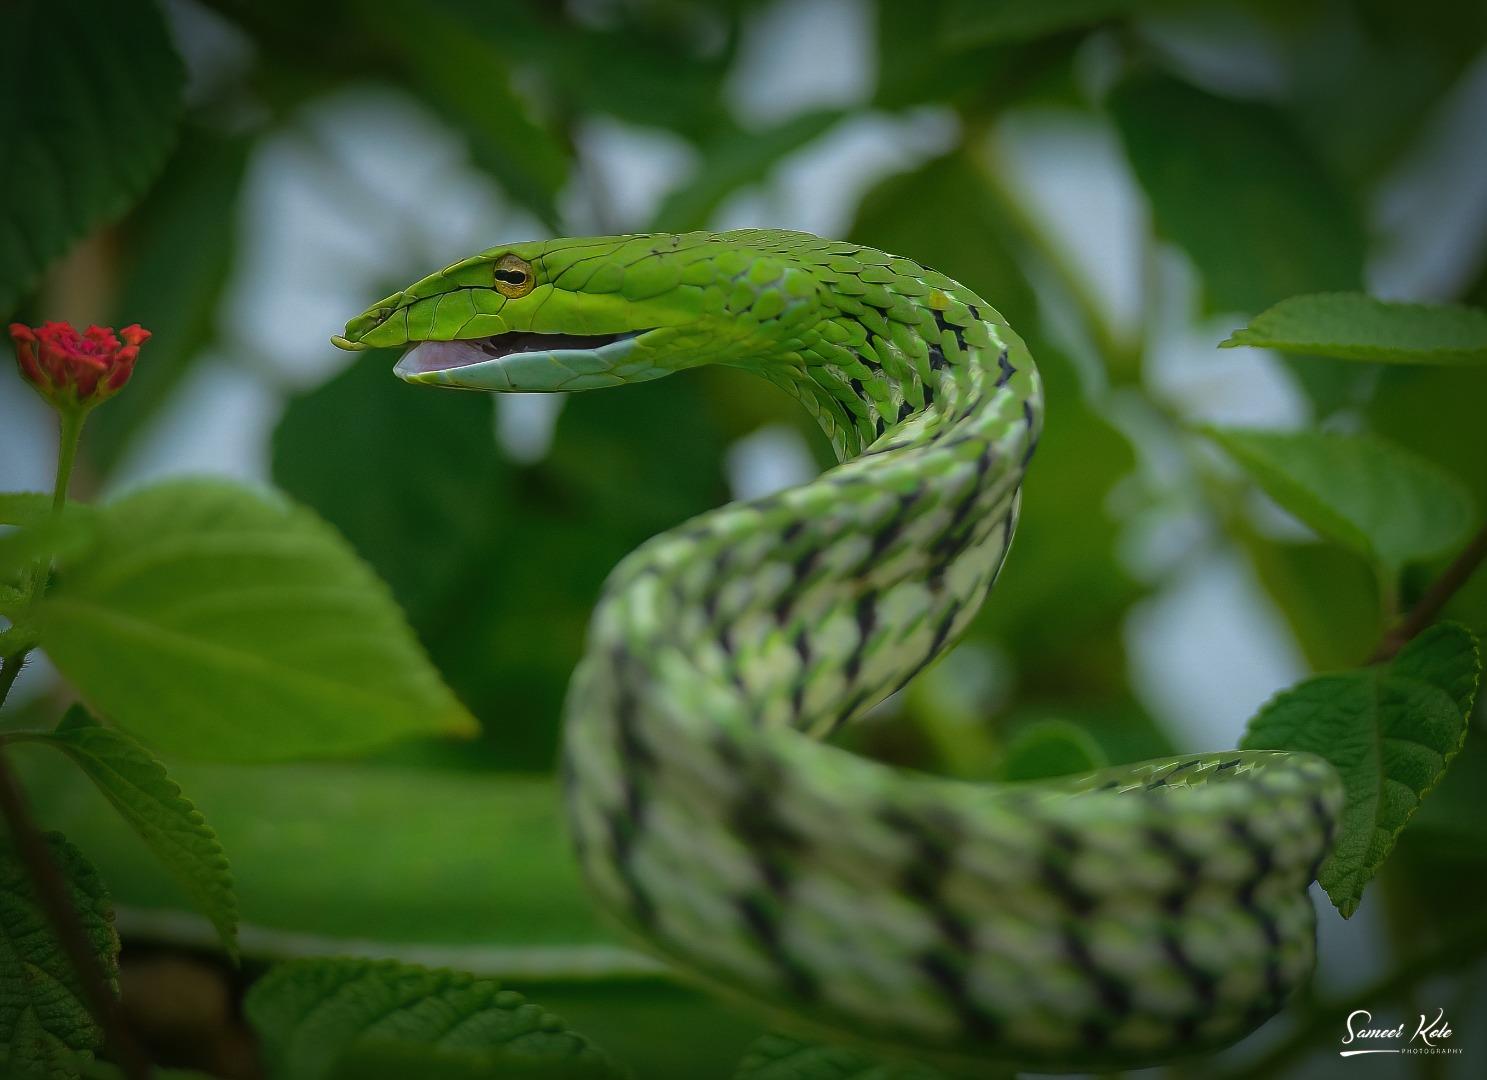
[397,330,636,375]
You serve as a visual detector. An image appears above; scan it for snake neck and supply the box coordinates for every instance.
[588,244,1043,740]
[740,234,1044,464]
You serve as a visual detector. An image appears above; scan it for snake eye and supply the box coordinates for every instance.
[492,254,535,298]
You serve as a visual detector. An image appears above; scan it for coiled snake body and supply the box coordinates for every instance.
[336,230,1342,1069]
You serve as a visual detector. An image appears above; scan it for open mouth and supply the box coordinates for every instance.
[396,330,638,376]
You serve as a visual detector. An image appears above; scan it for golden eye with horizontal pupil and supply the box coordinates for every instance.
[492,254,535,298]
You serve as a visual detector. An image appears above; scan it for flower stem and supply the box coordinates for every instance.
[27,407,88,603]
[52,407,86,516]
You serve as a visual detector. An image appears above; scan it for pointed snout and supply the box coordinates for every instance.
[332,290,406,351]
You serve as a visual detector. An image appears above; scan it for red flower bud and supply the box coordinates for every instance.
[8,321,150,412]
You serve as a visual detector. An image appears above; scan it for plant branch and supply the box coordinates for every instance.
[1218,914,1487,1080]
[0,408,150,1076]
[0,659,150,1078]
[1371,522,1487,662]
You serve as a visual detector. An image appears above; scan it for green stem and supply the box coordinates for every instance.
[0,652,21,713]
[52,408,85,516]
[0,408,150,1077]
[27,407,88,603]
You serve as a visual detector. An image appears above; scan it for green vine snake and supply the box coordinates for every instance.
[335,230,1343,1070]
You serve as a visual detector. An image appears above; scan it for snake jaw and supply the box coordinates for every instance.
[393,329,656,392]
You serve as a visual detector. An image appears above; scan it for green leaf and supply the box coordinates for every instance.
[10,754,766,1074]
[78,1061,214,1080]
[1111,74,1364,316]
[0,495,49,530]
[35,478,477,761]
[272,353,509,630]
[1201,427,1476,573]
[245,958,625,1080]
[1221,293,1487,366]
[652,111,845,233]
[0,0,184,317]
[0,1049,213,1079]
[733,1033,954,1080]
[0,517,93,585]
[1239,535,1381,672]
[322,1043,615,1080]
[1368,367,1487,513]
[274,358,731,769]
[425,0,729,142]
[0,496,92,532]
[0,501,94,632]
[16,756,611,958]
[15,706,238,957]
[0,831,119,1078]
[998,719,1108,781]
[1241,623,1481,916]
[944,0,1160,45]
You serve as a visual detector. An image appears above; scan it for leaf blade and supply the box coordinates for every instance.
[1111,74,1364,317]
[1241,623,1481,916]
[0,832,119,1079]
[36,479,477,761]
[1200,427,1476,572]
[997,719,1108,782]
[245,958,625,1080]
[0,0,184,316]
[733,1032,955,1079]
[20,707,239,957]
[1222,293,1487,365]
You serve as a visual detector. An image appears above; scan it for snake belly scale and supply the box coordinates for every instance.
[336,229,1343,1070]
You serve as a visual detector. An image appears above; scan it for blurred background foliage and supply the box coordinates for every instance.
[3,0,1486,1076]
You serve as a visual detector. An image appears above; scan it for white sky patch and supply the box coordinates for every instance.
[162,0,258,116]
[0,379,56,494]
[497,394,566,464]
[921,641,1016,721]
[726,424,818,501]
[1370,47,1487,300]
[1141,246,1310,430]
[725,0,874,127]
[226,87,529,388]
[1311,881,1393,995]
[1135,3,1291,102]
[1124,547,1305,754]
[715,109,958,238]
[0,650,58,711]
[1115,500,1211,586]
[990,110,1149,354]
[565,117,700,233]
[104,355,279,496]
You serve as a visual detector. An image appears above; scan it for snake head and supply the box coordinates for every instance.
[332,231,821,393]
